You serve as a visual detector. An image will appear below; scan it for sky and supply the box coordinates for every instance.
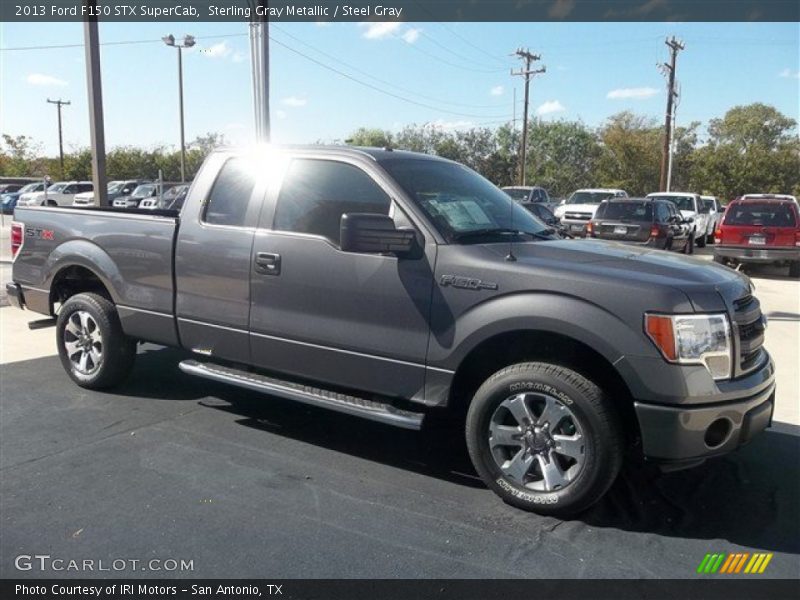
[1,21,798,155]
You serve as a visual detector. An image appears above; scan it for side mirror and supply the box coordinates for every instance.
[340,213,415,256]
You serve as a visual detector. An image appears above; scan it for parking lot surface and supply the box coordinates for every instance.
[1,242,798,579]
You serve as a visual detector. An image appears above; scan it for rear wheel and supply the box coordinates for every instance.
[789,262,800,278]
[696,230,706,248]
[56,293,136,389]
[465,362,623,516]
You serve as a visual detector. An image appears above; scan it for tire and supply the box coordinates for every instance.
[789,262,800,278]
[47,200,57,207]
[56,292,136,389]
[696,229,706,248]
[706,232,715,245]
[465,362,623,516]
[683,234,694,255]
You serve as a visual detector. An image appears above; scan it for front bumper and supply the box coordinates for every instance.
[5,282,25,310]
[714,245,800,264]
[634,378,775,464]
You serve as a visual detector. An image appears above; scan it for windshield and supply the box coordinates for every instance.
[47,183,66,193]
[567,191,615,205]
[19,183,40,194]
[162,185,184,200]
[724,203,796,227]
[502,188,530,202]
[107,181,125,193]
[594,202,653,222]
[702,198,715,211]
[381,159,549,242]
[131,184,156,197]
[650,195,695,211]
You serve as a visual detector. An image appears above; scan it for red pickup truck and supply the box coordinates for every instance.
[714,196,800,277]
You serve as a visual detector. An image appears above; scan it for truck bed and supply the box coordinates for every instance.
[11,205,180,344]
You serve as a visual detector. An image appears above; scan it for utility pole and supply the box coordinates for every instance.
[511,48,545,186]
[659,36,684,192]
[83,1,107,207]
[46,98,70,179]
[249,0,271,143]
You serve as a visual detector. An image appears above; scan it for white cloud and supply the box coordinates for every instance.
[26,73,67,87]
[607,87,659,100]
[779,68,800,79]
[282,96,308,107]
[276,110,287,120]
[549,0,575,19]
[536,100,566,116]
[358,22,402,40]
[490,85,505,96]
[203,41,232,59]
[427,119,474,130]
[402,28,421,44]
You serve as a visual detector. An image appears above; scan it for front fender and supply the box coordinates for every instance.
[429,292,657,371]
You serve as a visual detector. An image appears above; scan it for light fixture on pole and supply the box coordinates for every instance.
[163,33,195,183]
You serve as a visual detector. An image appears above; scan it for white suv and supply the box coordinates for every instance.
[647,192,709,248]
[18,181,93,207]
[555,188,628,236]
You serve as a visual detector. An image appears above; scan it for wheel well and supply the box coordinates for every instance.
[49,265,112,313]
[448,330,640,442]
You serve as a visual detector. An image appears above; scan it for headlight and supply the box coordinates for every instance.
[644,313,732,380]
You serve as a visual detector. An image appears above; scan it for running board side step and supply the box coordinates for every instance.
[179,360,424,430]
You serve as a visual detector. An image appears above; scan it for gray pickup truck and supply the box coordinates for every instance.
[7,146,775,515]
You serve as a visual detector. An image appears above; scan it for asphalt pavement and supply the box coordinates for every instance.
[1,228,798,579]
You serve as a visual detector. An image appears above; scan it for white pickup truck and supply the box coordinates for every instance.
[554,188,629,236]
[17,181,94,207]
[647,192,710,250]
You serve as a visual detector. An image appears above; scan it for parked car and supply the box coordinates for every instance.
[587,197,692,253]
[714,196,800,277]
[1,181,47,214]
[112,183,178,208]
[17,181,93,207]
[12,181,49,208]
[501,186,559,212]
[646,192,709,248]
[554,188,628,236]
[8,146,774,516]
[0,184,24,195]
[73,179,149,207]
[139,184,190,210]
[701,196,723,244]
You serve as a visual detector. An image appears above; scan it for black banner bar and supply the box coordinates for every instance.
[2,0,800,23]
[2,579,800,600]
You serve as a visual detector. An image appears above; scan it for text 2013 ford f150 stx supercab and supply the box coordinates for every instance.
[7,146,775,515]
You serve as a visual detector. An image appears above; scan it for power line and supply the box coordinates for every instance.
[272,25,511,110]
[269,34,512,119]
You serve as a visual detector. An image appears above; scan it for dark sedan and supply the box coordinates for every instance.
[587,197,693,253]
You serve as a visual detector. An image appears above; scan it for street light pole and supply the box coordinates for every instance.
[163,34,195,183]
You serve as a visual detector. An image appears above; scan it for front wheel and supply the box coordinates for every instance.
[696,230,707,248]
[56,293,136,389]
[465,362,623,516]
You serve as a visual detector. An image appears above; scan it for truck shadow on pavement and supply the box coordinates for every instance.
[8,345,796,556]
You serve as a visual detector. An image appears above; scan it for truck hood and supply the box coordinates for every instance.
[481,239,751,310]
[557,203,601,216]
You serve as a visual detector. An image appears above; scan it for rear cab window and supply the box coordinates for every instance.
[595,202,653,222]
[203,158,257,227]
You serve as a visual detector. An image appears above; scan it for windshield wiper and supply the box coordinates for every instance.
[452,228,554,242]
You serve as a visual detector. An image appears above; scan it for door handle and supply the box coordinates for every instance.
[255,252,281,275]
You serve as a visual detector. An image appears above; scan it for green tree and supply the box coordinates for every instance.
[346,127,393,147]
[596,112,662,196]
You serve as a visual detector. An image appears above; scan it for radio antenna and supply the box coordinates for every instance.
[506,188,517,262]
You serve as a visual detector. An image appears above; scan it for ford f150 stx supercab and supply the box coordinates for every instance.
[7,146,775,515]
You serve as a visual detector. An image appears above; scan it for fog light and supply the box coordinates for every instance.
[704,418,732,448]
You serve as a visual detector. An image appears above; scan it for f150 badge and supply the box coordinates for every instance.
[440,275,498,291]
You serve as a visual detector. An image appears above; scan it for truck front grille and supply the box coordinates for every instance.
[732,294,765,376]
[564,212,592,221]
